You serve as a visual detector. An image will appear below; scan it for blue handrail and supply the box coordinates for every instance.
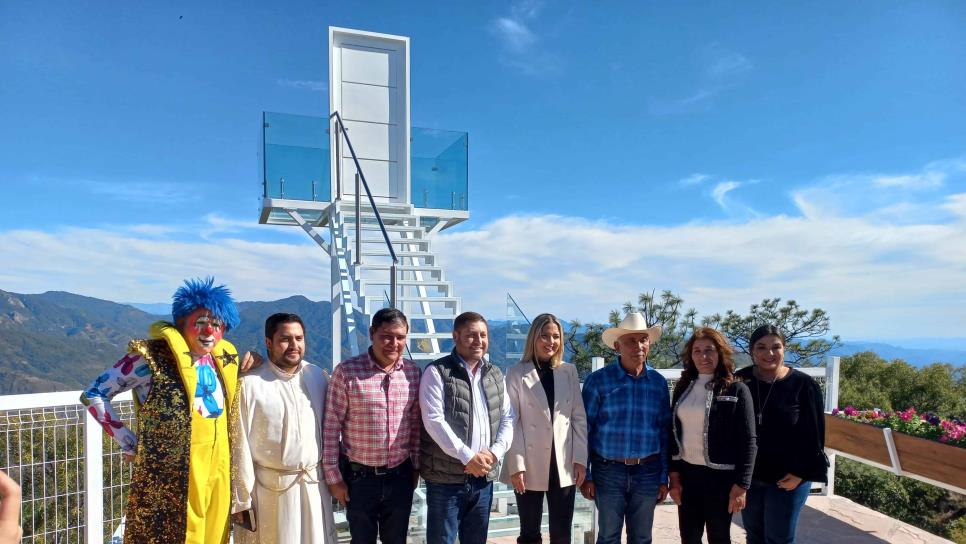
[329,112,399,264]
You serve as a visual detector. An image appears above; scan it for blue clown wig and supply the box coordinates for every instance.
[171,277,240,332]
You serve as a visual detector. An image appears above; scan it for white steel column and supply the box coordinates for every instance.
[84,412,104,542]
[824,356,841,496]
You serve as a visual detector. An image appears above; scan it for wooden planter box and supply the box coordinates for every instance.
[825,414,966,493]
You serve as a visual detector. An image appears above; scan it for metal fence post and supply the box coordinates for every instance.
[355,173,362,266]
[588,355,606,543]
[824,356,841,496]
[335,119,342,200]
[390,262,398,309]
[84,414,104,542]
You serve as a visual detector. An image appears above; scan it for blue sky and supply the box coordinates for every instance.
[2,1,965,340]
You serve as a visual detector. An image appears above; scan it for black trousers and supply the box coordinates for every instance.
[342,458,414,544]
[677,461,734,544]
[515,450,576,544]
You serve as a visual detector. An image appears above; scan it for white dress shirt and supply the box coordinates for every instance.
[419,355,515,465]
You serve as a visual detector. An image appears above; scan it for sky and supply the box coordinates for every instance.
[1,0,965,341]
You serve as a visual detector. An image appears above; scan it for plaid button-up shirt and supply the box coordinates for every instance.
[322,349,422,484]
[582,357,671,484]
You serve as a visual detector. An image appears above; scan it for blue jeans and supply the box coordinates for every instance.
[425,477,493,544]
[741,479,811,544]
[592,458,662,544]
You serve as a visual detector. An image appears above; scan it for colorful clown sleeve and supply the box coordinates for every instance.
[80,353,153,454]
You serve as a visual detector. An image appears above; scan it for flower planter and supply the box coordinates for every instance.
[825,414,966,494]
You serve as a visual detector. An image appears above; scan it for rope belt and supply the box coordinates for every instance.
[254,461,320,493]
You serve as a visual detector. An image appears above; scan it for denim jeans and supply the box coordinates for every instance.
[344,461,414,544]
[741,479,811,544]
[425,476,493,544]
[592,458,662,544]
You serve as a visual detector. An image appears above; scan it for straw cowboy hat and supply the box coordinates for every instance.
[601,312,663,348]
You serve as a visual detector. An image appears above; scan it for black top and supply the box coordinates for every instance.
[669,380,757,488]
[535,359,555,409]
[734,366,828,484]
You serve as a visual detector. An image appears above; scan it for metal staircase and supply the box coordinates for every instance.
[329,198,459,363]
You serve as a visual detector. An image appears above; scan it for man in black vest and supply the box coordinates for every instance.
[419,311,515,544]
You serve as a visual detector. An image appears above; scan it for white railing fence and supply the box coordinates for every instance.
[0,358,840,543]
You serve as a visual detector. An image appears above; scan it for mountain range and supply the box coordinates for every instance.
[1,289,964,395]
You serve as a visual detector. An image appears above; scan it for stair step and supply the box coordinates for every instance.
[407,352,444,360]
[358,238,431,247]
[391,296,459,304]
[353,250,433,259]
[397,314,457,321]
[362,264,443,273]
[361,279,451,288]
[350,224,424,233]
[407,332,453,340]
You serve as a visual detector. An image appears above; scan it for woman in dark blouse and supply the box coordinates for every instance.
[734,325,828,544]
[668,327,757,544]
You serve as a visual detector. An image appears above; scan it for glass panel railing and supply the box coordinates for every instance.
[261,113,468,209]
[411,127,468,211]
[262,111,330,201]
[504,293,531,368]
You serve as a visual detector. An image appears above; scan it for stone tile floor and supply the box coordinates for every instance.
[487,496,953,543]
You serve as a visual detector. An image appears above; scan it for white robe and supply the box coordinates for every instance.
[232,360,337,544]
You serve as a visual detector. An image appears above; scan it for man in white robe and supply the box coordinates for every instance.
[232,313,336,544]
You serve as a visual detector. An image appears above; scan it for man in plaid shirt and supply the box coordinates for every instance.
[322,308,422,544]
[580,312,671,544]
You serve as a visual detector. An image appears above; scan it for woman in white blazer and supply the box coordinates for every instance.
[501,313,588,544]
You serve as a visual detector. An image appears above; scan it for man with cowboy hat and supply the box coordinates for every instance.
[580,312,671,544]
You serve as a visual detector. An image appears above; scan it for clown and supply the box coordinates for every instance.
[81,277,241,544]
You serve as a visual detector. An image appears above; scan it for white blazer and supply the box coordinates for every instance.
[500,361,588,491]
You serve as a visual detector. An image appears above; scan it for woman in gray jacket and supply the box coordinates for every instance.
[668,327,757,544]
[501,313,588,544]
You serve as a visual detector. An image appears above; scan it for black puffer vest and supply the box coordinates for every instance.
[420,351,505,483]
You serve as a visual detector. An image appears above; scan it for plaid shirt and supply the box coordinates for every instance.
[322,349,422,484]
[581,358,671,484]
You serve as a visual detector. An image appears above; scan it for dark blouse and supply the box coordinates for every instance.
[734,366,828,484]
[535,359,555,410]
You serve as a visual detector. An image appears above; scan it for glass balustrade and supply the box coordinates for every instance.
[262,111,331,201]
[411,127,469,211]
[262,113,468,211]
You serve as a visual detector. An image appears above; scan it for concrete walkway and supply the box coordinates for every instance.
[487,495,953,544]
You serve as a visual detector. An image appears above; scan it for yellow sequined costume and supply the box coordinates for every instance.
[125,322,239,544]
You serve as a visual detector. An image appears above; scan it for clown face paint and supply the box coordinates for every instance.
[181,307,225,355]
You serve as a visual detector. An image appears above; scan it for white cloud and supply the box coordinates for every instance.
[492,18,536,54]
[432,211,966,338]
[711,181,740,208]
[0,227,329,303]
[489,0,562,76]
[3,160,965,340]
[277,79,327,93]
[79,179,198,203]
[678,173,711,187]
[648,43,752,116]
[792,158,966,222]
[706,49,752,79]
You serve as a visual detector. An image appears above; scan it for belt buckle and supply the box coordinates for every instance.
[373,466,387,476]
[624,458,640,465]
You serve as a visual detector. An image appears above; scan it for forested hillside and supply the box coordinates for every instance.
[0,290,335,394]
